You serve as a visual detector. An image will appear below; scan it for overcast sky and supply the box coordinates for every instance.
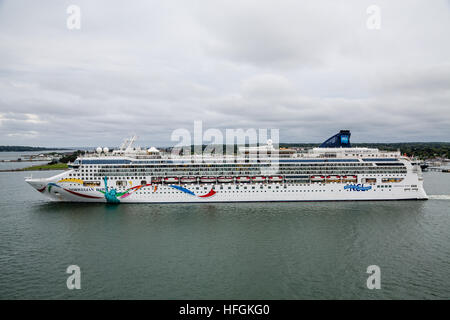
[0,0,449,147]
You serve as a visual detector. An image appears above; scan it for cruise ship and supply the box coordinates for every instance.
[26,130,428,203]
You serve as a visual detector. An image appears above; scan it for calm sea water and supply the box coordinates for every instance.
[0,171,449,299]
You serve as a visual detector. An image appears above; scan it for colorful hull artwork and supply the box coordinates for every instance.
[99,178,216,203]
[46,182,103,199]
[57,178,84,184]
[44,177,218,203]
[169,185,216,198]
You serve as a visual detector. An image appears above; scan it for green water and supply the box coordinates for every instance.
[0,171,449,299]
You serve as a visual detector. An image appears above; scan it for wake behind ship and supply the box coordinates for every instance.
[26,130,428,203]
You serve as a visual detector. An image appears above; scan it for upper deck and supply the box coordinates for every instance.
[69,130,405,167]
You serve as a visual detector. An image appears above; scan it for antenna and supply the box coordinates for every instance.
[119,137,128,150]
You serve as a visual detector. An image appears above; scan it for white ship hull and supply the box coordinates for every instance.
[26,171,427,203]
[25,131,429,203]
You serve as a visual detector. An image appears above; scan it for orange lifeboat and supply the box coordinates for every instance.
[251,176,266,182]
[180,177,197,184]
[164,177,179,183]
[310,176,325,182]
[236,176,250,183]
[200,177,216,183]
[151,177,162,184]
[268,176,283,182]
[326,175,341,182]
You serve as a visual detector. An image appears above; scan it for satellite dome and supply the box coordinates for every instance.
[103,147,109,153]
[148,147,160,153]
[96,147,102,153]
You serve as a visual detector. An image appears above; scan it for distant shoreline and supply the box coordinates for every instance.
[1,142,449,160]
[0,163,68,172]
[0,147,71,152]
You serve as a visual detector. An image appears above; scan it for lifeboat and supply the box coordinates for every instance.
[217,176,234,183]
[180,177,197,184]
[326,175,341,182]
[310,176,325,182]
[236,176,250,183]
[151,177,162,184]
[200,177,216,183]
[342,175,357,182]
[251,176,266,182]
[164,177,179,183]
[268,176,283,182]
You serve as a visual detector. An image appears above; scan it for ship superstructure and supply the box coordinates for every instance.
[26,131,428,203]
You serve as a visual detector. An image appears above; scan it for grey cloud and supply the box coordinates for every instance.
[0,0,449,147]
